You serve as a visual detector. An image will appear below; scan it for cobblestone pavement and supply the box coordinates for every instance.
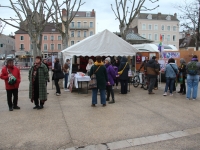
[0,70,200,150]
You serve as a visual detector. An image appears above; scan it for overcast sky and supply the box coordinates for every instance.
[0,0,188,35]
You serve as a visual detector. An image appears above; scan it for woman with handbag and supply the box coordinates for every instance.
[29,56,49,109]
[52,58,64,96]
[163,58,178,96]
[118,56,129,94]
[90,56,108,107]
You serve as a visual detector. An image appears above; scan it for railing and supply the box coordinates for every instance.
[69,25,90,30]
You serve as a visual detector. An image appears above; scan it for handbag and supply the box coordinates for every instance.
[7,68,16,85]
[118,62,128,75]
[89,66,101,89]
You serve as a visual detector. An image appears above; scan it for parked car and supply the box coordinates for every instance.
[6,54,15,60]
[0,54,5,60]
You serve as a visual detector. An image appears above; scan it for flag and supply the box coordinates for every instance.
[158,34,163,52]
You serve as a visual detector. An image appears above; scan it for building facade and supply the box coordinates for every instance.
[62,9,96,46]
[130,13,179,48]
[0,34,15,55]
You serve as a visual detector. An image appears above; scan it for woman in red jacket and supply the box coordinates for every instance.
[0,59,21,111]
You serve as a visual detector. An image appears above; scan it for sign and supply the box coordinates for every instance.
[15,51,26,56]
[136,53,142,64]
[162,52,180,59]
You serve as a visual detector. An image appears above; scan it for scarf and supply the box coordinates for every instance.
[94,61,104,66]
[192,58,198,61]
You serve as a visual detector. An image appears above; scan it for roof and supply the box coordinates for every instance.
[126,32,152,42]
[15,23,61,34]
[179,36,196,48]
[137,13,179,21]
[62,29,139,57]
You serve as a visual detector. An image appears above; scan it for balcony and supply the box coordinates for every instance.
[69,25,90,30]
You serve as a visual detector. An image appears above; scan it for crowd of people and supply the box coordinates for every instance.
[0,55,200,111]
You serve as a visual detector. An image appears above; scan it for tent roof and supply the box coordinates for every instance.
[62,29,139,57]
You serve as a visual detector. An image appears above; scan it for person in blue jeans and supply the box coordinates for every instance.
[163,58,178,96]
[186,55,200,100]
[90,56,108,107]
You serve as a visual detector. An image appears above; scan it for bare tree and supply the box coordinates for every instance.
[52,0,85,49]
[111,0,159,40]
[0,21,6,35]
[0,0,54,58]
[175,0,200,50]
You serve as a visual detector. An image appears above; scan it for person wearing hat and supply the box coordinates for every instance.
[146,56,159,94]
[105,57,116,104]
[0,59,21,111]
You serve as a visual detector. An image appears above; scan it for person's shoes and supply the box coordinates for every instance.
[177,91,182,93]
[56,93,61,96]
[102,104,106,107]
[13,106,20,109]
[163,92,167,96]
[109,100,115,104]
[65,89,70,92]
[37,106,44,109]
[33,106,39,109]
[170,94,173,96]
[106,98,109,101]
[91,104,95,107]
[148,92,155,94]
[154,87,158,90]
[9,107,13,111]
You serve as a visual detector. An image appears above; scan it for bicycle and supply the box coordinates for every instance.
[133,71,148,90]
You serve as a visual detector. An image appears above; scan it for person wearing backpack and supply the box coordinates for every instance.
[186,55,200,100]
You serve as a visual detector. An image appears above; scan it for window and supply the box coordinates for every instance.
[30,44,33,50]
[90,22,93,28]
[44,36,47,40]
[20,36,24,40]
[154,25,158,30]
[84,22,87,28]
[58,36,62,40]
[148,34,152,40]
[77,22,81,28]
[58,44,62,50]
[173,35,176,41]
[148,24,152,30]
[44,44,47,51]
[147,14,152,19]
[173,26,176,31]
[142,34,146,38]
[20,44,24,50]
[51,44,54,50]
[142,24,146,30]
[90,31,93,36]
[162,35,165,41]
[154,34,158,41]
[71,31,74,37]
[86,12,90,17]
[71,22,75,28]
[161,25,165,31]
[77,31,81,37]
[51,35,54,41]
[166,15,171,20]
[71,41,74,46]
[84,31,87,37]
[167,26,170,31]
[0,44,3,47]
[167,35,170,41]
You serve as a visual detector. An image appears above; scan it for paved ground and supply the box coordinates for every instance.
[0,70,200,150]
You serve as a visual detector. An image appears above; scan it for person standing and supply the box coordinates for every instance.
[86,59,94,75]
[90,56,108,107]
[139,56,149,88]
[186,55,200,100]
[154,60,160,90]
[43,59,50,94]
[105,57,116,104]
[118,56,129,94]
[146,56,159,94]
[178,58,187,95]
[52,58,63,96]
[113,58,120,89]
[0,59,21,111]
[63,59,70,91]
[163,58,178,96]
[29,56,49,109]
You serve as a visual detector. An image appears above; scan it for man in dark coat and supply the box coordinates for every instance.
[139,56,149,88]
[146,56,159,94]
[118,56,130,94]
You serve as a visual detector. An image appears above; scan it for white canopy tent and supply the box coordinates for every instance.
[61,29,139,58]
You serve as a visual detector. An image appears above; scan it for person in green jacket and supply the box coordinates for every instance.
[90,56,108,107]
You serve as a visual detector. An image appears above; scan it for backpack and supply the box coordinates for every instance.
[187,61,198,75]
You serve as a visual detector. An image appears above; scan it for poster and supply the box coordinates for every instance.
[149,53,156,59]
[136,54,142,64]
[162,52,180,59]
[142,56,146,61]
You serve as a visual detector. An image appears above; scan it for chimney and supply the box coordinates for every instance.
[91,9,95,17]
[174,13,177,19]
[62,9,67,16]
[157,12,161,20]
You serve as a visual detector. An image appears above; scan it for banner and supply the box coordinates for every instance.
[162,52,180,59]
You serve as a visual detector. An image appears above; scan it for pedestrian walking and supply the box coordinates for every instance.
[139,56,149,88]
[177,58,187,95]
[118,56,129,94]
[29,56,49,109]
[52,58,64,96]
[63,59,70,91]
[90,56,108,107]
[86,59,94,76]
[163,58,178,96]
[186,55,200,100]
[146,56,159,94]
[105,57,116,104]
[154,60,160,90]
[0,59,21,111]
[43,59,50,94]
